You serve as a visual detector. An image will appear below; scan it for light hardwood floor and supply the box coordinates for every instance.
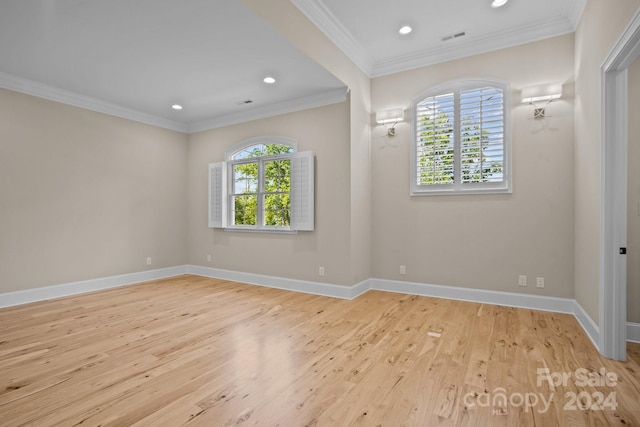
[0,275,639,426]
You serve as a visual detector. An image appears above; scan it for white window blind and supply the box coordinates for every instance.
[416,93,455,185]
[412,79,510,195]
[459,87,504,184]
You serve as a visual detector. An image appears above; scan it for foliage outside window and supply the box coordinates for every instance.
[411,79,511,195]
[208,136,315,232]
[230,144,293,228]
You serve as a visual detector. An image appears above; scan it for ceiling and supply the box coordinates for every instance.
[0,0,347,132]
[294,0,587,77]
[0,0,586,133]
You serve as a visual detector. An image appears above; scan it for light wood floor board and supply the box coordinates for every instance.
[0,275,638,426]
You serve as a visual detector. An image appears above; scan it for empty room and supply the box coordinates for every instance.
[1,0,640,425]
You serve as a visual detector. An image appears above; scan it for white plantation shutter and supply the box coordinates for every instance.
[290,151,315,231]
[208,162,227,228]
[208,145,314,231]
[411,79,510,195]
[416,93,455,185]
[459,87,504,184]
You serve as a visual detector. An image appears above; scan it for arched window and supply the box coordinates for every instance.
[209,137,314,231]
[411,79,511,195]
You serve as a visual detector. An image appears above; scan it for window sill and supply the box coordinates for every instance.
[223,227,298,234]
[410,186,512,196]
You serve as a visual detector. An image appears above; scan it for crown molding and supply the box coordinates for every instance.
[371,16,575,77]
[566,0,588,29]
[0,71,347,134]
[293,0,583,79]
[0,72,189,133]
[291,0,374,76]
[187,87,348,133]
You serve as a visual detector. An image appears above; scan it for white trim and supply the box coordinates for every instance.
[600,66,628,360]
[371,278,601,351]
[410,78,511,196]
[350,279,371,299]
[0,72,348,135]
[186,265,369,300]
[370,278,575,312]
[291,0,374,76]
[224,136,297,160]
[628,322,640,343]
[0,266,602,353]
[187,267,604,352]
[0,266,188,308]
[291,0,578,79]
[599,6,640,361]
[187,88,348,133]
[565,0,588,30]
[0,72,189,133]
[372,17,574,78]
[574,298,601,350]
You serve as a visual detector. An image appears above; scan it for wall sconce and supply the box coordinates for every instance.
[521,82,563,119]
[376,108,404,136]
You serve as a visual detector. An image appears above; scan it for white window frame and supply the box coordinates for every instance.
[410,79,511,196]
[208,136,314,232]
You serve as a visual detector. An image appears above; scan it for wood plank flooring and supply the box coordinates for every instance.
[0,275,639,426]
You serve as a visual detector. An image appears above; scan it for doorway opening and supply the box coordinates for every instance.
[601,10,640,361]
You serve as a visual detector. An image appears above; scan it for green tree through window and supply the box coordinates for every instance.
[417,109,455,185]
[413,81,509,195]
[231,144,293,227]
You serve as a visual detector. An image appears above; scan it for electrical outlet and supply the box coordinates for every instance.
[146,257,152,265]
[319,266,325,277]
[536,277,545,288]
[207,254,212,262]
[518,275,527,287]
[400,265,407,275]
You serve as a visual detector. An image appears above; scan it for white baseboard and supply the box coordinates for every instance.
[186,268,601,350]
[186,265,369,300]
[370,278,601,350]
[628,322,640,343]
[370,278,576,313]
[572,297,601,349]
[0,266,188,308]
[0,265,605,353]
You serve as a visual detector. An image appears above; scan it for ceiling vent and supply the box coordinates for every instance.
[441,31,466,42]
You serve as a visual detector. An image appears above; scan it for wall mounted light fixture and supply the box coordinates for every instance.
[376,108,404,136]
[521,82,563,119]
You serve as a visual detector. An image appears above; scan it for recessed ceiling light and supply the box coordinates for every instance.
[399,25,413,35]
[491,0,508,8]
[171,104,183,110]
[263,76,276,84]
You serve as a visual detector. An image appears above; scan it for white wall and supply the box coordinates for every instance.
[6,0,640,330]
[241,0,373,285]
[0,88,188,293]
[187,101,354,285]
[574,0,640,324]
[370,34,575,297]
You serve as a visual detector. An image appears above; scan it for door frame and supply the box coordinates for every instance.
[600,9,640,360]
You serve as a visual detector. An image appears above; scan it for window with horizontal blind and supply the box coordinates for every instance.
[209,136,314,232]
[411,79,511,195]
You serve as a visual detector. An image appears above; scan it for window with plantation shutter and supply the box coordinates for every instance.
[411,79,511,195]
[208,137,315,232]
